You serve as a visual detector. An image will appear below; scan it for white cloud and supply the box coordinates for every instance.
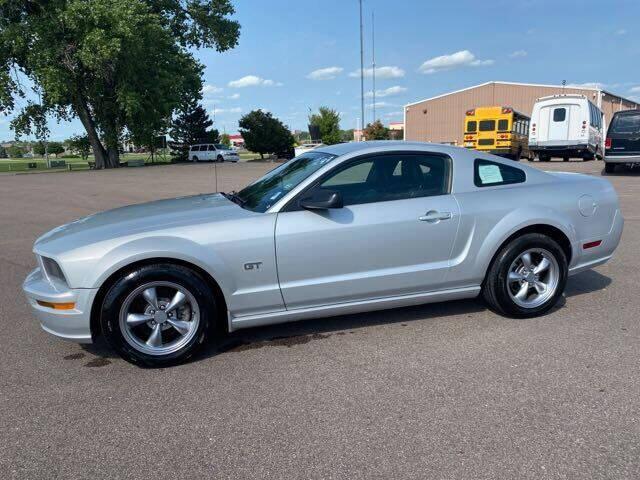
[368,101,397,109]
[509,50,528,58]
[629,86,640,94]
[569,82,605,89]
[213,107,242,114]
[228,75,282,88]
[616,28,627,35]
[419,50,494,74]
[365,85,407,98]
[349,66,405,79]
[307,66,344,80]
[228,93,240,100]
[201,84,223,95]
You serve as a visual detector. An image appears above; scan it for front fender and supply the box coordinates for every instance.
[78,236,237,300]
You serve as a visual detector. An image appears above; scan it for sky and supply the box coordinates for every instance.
[1,0,639,141]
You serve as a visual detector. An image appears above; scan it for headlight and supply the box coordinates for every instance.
[40,256,68,285]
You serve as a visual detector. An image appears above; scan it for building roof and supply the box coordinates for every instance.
[404,81,637,108]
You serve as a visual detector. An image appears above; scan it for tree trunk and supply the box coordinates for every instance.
[73,95,110,169]
[106,147,120,168]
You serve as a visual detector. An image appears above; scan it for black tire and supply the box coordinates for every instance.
[482,233,568,318]
[192,156,199,162]
[539,155,550,162]
[217,155,224,162]
[562,157,569,162]
[604,163,616,174]
[513,148,522,161]
[100,264,216,367]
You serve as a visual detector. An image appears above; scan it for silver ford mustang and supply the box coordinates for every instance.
[23,142,623,366]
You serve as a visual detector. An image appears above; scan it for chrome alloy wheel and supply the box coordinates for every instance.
[507,248,560,309]
[119,281,200,356]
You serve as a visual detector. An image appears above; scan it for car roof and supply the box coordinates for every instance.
[314,140,465,157]
[612,109,640,117]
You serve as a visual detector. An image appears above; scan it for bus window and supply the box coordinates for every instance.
[466,121,477,133]
[498,119,509,131]
[479,120,495,131]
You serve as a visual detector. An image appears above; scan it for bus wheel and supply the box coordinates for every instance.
[562,157,569,162]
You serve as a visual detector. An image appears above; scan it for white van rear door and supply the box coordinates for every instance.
[548,105,570,141]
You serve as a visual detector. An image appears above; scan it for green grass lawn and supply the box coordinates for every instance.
[0,151,262,173]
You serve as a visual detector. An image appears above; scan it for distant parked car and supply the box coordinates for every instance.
[604,109,640,173]
[189,143,239,162]
[23,141,623,366]
[529,94,604,161]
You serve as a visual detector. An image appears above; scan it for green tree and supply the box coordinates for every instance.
[239,110,294,158]
[220,133,231,147]
[65,135,92,160]
[340,129,355,142]
[0,146,7,158]
[0,0,240,169]
[7,145,24,158]
[169,104,219,161]
[33,141,64,156]
[363,120,390,140]
[309,107,341,145]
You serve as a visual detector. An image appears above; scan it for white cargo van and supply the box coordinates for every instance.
[529,94,604,161]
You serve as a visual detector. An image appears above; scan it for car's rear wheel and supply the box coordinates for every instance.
[101,264,215,367]
[482,233,567,318]
[604,163,616,174]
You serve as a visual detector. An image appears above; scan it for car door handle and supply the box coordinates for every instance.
[419,211,453,223]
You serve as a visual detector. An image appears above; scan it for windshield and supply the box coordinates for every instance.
[236,151,337,212]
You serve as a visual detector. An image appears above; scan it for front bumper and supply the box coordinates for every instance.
[604,154,640,164]
[23,268,97,344]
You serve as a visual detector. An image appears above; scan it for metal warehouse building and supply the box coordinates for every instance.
[404,81,639,145]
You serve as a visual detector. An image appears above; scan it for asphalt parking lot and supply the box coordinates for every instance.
[1,158,639,479]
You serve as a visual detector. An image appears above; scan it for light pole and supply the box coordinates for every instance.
[359,0,365,139]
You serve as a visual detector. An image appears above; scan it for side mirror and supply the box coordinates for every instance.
[299,188,343,210]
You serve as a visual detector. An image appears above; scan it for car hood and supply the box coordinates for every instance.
[34,193,250,254]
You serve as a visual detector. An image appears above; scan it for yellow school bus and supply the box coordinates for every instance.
[463,106,531,160]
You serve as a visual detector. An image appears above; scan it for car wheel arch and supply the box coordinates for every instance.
[89,257,229,341]
[481,223,573,286]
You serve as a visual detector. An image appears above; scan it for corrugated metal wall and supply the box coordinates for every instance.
[405,82,639,145]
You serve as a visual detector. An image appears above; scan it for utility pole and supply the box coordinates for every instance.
[359,0,365,139]
[372,10,376,124]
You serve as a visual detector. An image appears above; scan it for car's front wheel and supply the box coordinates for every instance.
[101,264,216,367]
[482,233,567,318]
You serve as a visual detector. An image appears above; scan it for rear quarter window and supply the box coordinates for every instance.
[474,159,526,187]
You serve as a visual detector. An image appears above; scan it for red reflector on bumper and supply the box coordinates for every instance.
[583,240,602,249]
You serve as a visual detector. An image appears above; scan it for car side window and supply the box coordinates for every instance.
[316,153,451,207]
[208,145,216,151]
[474,159,525,187]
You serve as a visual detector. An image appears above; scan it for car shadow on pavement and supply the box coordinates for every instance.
[79,269,612,366]
[564,269,611,298]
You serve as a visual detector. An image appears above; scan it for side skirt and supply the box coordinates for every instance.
[229,286,481,332]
